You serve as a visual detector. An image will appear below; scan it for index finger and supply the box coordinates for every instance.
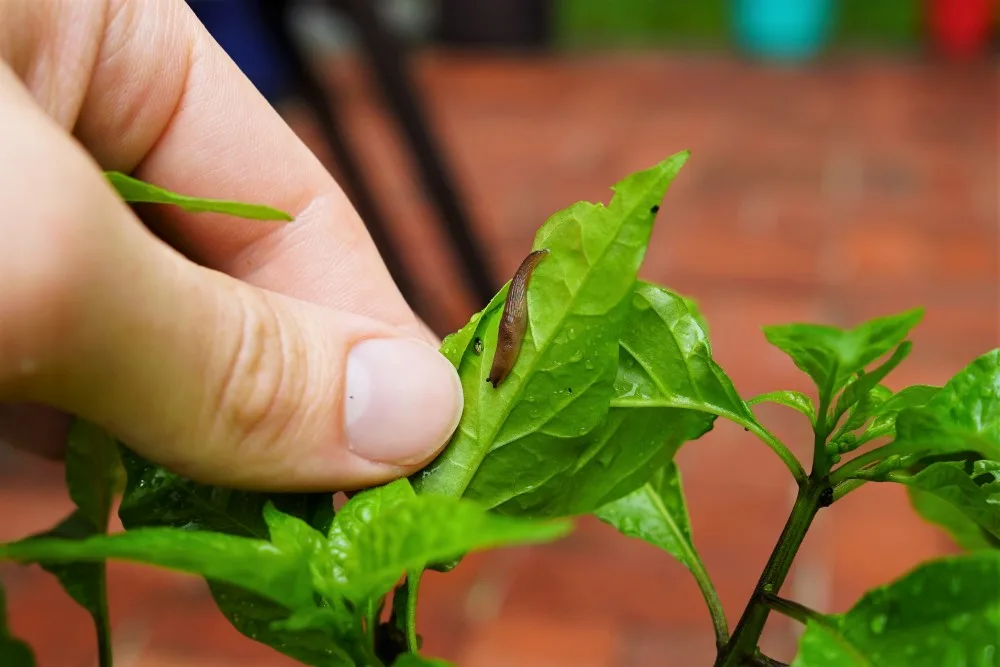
[3,0,418,329]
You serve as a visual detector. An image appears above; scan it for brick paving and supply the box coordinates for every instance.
[1,52,996,666]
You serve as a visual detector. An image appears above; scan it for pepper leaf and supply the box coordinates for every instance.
[762,308,923,412]
[392,655,455,667]
[908,488,1000,552]
[105,171,293,221]
[414,155,689,509]
[595,462,702,572]
[469,283,718,516]
[791,551,1000,666]
[116,447,347,664]
[748,390,816,424]
[887,349,1000,461]
[330,480,572,605]
[0,582,35,666]
[880,460,1000,544]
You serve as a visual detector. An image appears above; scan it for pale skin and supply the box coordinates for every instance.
[0,0,464,491]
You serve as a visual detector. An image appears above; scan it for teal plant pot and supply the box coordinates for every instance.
[732,0,834,61]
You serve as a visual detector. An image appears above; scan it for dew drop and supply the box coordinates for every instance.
[869,614,888,634]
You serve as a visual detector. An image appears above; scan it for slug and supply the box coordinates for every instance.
[487,248,549,388]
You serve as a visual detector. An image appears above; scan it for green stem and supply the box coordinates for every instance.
[743,421,807,486]
[715,479,827,667]
[761,593,829,627]
[829,443,895,484]
[404,571,422,653]
[689,551,729,650]
[831,478,867,502]
[811,395,833,477]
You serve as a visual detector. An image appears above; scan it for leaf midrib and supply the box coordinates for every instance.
[464,203,654,493]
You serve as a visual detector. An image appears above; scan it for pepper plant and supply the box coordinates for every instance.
[1,155,997,667]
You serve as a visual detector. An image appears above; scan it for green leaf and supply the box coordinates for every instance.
[0,524,316,611]
[413,155,689,507]
[594,462,697,569]
[330,481,572,604]
[32,421,121,667]
[831,342,912,427]
[855,385,940,444]
[883,460,1000,543]
[208,582,358,667]
[117,447,334,537]
[748,390,816,424]
[908,488,1000,551]
[889,349,1000,461]
[791,551,1000,666]
[392,655,455,667]
[763,308,923,410]
[104,171,293,221]
[0,582,35,666]
[468,283,719,516]
[594,462,726,646]
[116,447,345,664]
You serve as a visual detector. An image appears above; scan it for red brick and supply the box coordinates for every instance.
[826,481,952,611]
[460,611,619,667]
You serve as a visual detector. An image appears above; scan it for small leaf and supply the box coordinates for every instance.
[856,385,940,444]
[889,349,1000,461]
[595,462,725,646]
[104,171,293,221]
[908,488,1000,552]
[763,308,923,409]
[791,551,1000,666]
[414,155,690,508]
[0,582,35,666]
[207,582,358,667]
[748,390,816,424]
[831,342,912,427]
[330,481,572,604]
[595,462,698,569]
[392,655,455,667]
[0,527,316,611]
[116,448,342,663]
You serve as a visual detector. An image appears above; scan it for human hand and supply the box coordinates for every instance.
[0,0,463,491]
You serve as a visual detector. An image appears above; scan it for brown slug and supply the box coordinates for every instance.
[487,248,549,388]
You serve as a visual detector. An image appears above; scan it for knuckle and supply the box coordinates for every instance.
[208,287,308,458]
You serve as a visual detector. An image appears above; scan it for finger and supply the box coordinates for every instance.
[1,0,425,330]
[0,64,462,491]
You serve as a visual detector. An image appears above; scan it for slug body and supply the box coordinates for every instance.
[487,248,549,388]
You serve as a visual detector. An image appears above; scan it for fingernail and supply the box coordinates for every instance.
[345,338,463,465]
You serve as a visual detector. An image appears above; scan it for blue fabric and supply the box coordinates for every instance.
[733,0,834,61]
[187,0,292,101]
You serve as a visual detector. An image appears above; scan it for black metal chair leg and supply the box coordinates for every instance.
[343,0,498,308]
[260,0,424,316]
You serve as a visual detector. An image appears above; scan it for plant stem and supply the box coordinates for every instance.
[743,420,808,486]
[689,550,729,651]
[715,479,827,667]
[811,395,832,477]
[829,443,894,484]
[761,593,828,627]
[831,478,866,502]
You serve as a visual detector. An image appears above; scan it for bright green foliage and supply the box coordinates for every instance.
[105,171,293,221]
[763,309,923,416]
[792,552,1000,666]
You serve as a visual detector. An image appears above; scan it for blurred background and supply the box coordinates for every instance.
[1,0,997,665]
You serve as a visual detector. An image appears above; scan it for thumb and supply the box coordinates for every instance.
[0,77,463,491]
[6,223,464,491]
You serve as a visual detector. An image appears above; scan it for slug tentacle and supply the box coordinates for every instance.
[487,248,549,388]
